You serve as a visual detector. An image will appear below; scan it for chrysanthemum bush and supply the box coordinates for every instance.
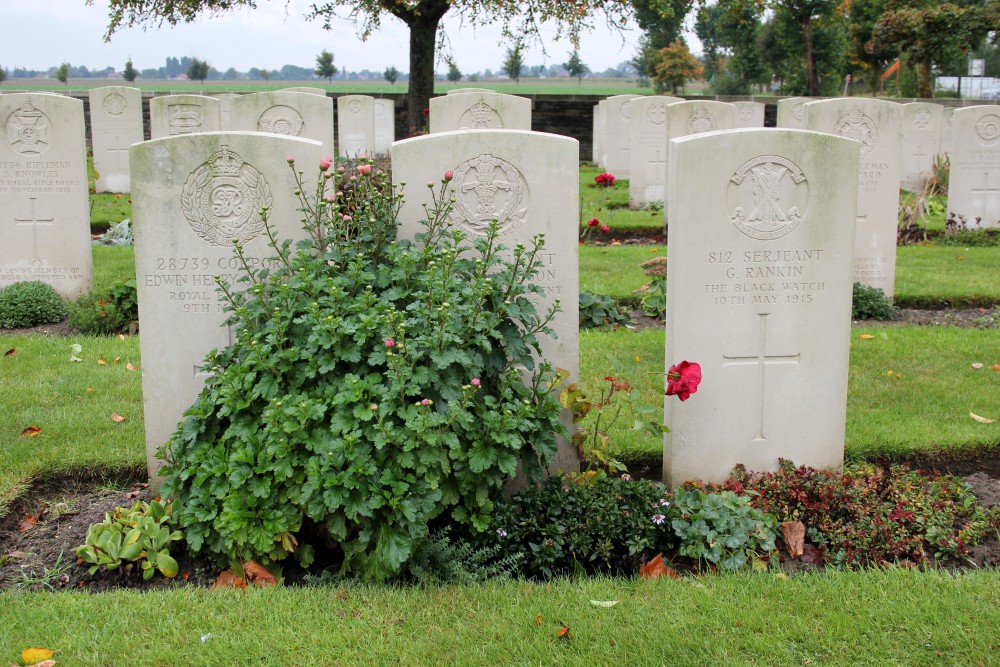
[159,156,565,581]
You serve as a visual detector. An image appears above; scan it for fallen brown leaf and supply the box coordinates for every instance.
[243,561,277,588]
[110,413,126,423]
[125,362,140,371]
[993,365,1000,372]
[113,356,121,364]
[859,334,875,340]
[781,520,806,559]
[4,348,14,357]
[970,411,996,424]
[639,553,680,580]
[123,482,148,500]
[85,387,94,393]
[20,426,42,438]
[211,570,247,590]
[18,505,47,533]
[535,613,542,626]
[556,626,571,640]
[25,660,56,667]
[97,356,107,366]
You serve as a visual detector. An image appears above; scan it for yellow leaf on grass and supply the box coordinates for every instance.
[111,413,126,423]
[970,412,996,424]
[125,362,140,371]
[97,356,107,366]
[21,648,54,664]
[535,613,542,626]
[859,334,875,340]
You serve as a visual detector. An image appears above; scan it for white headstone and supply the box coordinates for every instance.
[596,100,608,168]
[603,95,640,179]
[213,93,237,130]
[89,86,143,193]
[777,97,811,129]
[733,101,765,129]
[229,91,334,158]
[150,95,222,140]
[663,101,737,220]
[940,107,956,157]
[899,103,942,193]
[592,104,601,165]
[664,128,860,485]
[337,94,375,158]
[373,98,395,155]
[0,94,92,298]
[131,132,323,485]
[948,105,1000,228]
[628,96,682,208]
[391,129,581,474]
[805,98,902,295]
[429,92,531,133]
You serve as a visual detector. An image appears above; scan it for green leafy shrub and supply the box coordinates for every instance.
[161,159,565,581]
[668,487,778,570]
[936,228,1000,247]
[74,499,183,580]
[403,526,522,584]
[714,460,1000,567]
[68,279,138,335]
[0,280,67,328]
[851,282,896,320]
[485,475,673,579]
[638,256,667,318]
[579,291,630,328]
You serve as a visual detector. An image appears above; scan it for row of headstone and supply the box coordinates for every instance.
[428,91,531,133]
[129,122,866,491]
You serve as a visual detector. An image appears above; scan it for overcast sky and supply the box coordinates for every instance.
[0,0,677,75]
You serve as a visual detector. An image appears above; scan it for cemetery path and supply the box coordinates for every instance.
[2,459,999,593]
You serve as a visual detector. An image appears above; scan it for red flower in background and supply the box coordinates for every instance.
[594,172,616,187]
[666,361,702,401]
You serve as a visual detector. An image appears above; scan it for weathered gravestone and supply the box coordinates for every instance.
[628,96,682,208]
[429,92,531,133]
[89,86,143,193]
[948,105,1000,228]
[733,101,766,129]
[391,129,581,475]
[229,91,334,158]
[806,98,901,296]
[777,97,810,129]
[150,94,222,140]
[900,102,942,192]
[0,93,92,298]
[337,94,375,158]
[131,132,323,485]
[373,98,395,155]
[602,95,640,179]
[663,101,737,220]
[664,128,860,485]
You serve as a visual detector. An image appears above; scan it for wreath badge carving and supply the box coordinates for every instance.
[448,153,528,237]
[181,146,272,246]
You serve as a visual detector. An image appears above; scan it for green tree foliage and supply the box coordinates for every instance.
[756,4,847,96]
[92,0,639,136]
[652,40,702,94]
[873,0,1000,98]
[502,39,525,84]
[0,66,6,86]
[55,62,69,84]
[630,0,695,79]
[564,49,589,84]
[314,49,338,83]
[187,57,209,85]
[123,58,138,82]
[259,68,272,81]
[383,65,399,84]
[446,57,462,82]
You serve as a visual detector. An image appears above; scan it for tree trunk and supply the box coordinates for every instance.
[803,19,820,97]
[397,1,450,137]
[917,60,933,99]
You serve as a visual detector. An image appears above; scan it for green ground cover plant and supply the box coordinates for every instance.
[2,571,998,665]
[0,282,66,329]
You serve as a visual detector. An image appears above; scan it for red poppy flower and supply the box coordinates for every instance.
[665,361,702,401]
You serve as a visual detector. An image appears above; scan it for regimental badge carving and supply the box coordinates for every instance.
[975,113,1000,145]
[687,106,716,134]
[620,100,632,120]
[459,100,503,129]
[257,105,304,136]
[727,154,808,241]
[103,92,127,116]
[6,102,50,156]
[347,99,364,115]
[791,102,805,121]
[913,108,931,130]
[167,104,203,135]
[834,106,877,157]
[646,102,667,126]
[447,153,528,237]
[181,145,272,246]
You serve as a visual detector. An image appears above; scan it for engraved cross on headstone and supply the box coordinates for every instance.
[650,146,666,167]
[722,312,800,442]
[14,197,55,264]
[970,171,1000,225]
[911,143,930,161]
[106,146,130,167]
[191,325,237,381]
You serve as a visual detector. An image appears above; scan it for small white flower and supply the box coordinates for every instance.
[621,473,632,482]
[496,528,508,538]
[660,499,671,507]
[652,514,665,525]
